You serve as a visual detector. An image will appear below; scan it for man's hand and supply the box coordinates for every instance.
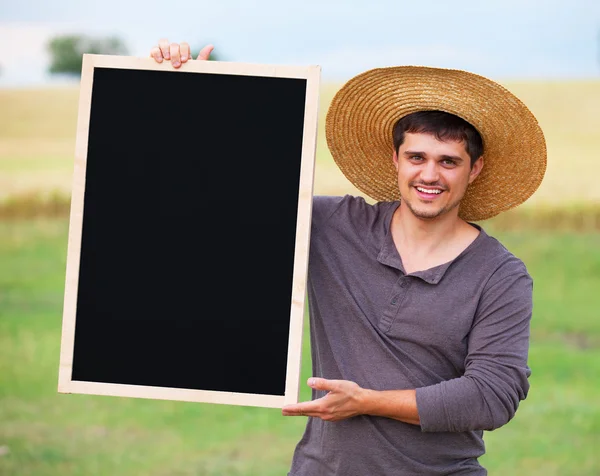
[282,377,421,425]
[282,377,366,422]
[150,38,214,68]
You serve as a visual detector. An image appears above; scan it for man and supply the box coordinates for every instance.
[151,40,546,475]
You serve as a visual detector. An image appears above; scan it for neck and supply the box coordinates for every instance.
[392,201,464,254]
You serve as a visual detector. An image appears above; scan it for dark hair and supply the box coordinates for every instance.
[392,111,483,167]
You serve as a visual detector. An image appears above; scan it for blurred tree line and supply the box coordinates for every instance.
[46,34,220,76]
[47,35,129,75]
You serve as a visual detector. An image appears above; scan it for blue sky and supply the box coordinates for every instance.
[1,0,599,86]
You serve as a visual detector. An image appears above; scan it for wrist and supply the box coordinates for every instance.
[357,387,376,416]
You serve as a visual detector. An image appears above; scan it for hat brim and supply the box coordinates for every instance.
[325,66,547,222]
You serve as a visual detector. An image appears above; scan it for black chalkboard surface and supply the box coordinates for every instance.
[58,54,320,408]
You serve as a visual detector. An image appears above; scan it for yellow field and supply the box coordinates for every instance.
[0,87,80,200]
[1,80,599,205]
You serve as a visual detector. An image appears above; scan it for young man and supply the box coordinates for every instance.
[151,41,547,475]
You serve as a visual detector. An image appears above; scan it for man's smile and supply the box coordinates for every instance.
[414,185,445,200]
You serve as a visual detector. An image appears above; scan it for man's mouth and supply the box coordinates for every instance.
[413,185,446,201]
[415,186,443,195]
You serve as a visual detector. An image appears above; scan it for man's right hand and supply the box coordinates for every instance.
[150,39,214,69]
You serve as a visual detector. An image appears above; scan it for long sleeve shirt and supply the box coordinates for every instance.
[288,195,533,476]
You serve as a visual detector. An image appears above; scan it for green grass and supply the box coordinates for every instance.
[0,219,311,476]
[0,219,599,475]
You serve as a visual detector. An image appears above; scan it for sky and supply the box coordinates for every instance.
[1,0,600,87]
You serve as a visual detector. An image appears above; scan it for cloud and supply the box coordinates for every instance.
[0,22,133,87]
[0,23,73,86]
[0,24,54,65]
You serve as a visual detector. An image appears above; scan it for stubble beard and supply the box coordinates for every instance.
[401,188,465,220]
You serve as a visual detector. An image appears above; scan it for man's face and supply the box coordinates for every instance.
[393,132,483,220]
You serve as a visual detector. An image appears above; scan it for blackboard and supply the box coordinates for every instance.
[58,54,320,408]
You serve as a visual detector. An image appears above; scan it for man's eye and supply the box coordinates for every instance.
[410,156,424,161]
[442,159,456,166]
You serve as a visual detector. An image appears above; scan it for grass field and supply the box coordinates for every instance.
[1,81,599,474]
[0,219,599,475]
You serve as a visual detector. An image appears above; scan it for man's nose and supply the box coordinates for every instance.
[420,160,440,183]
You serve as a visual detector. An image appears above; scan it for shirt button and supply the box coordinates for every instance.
[400,281,408,288]
[391,296,398,305]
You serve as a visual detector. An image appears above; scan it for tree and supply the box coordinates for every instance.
[47,34,129,76]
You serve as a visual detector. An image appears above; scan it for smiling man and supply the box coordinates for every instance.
[151,43,547,475]
[279,66,547,476]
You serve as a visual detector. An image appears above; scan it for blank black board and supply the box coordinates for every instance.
[58,54,320,408]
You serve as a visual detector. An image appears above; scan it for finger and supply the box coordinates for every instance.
[283,410,320,418]
[150,46,163,63]
[170,43,181,68]
[282,397,324,415]
[282,407,316,417]
[197,44,214,61]
[180,42,191,63]
[308,377,338,391]
[282,404,308,415]
[158,38,170,60]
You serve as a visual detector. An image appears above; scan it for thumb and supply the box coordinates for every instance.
[197,44,214,61]
[308,377,336,391]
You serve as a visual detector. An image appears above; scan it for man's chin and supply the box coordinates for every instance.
[413,209,446,220]
[403,200,456,220]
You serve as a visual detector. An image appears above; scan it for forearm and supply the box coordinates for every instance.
[412,271,533,433]
[360,388,420,426]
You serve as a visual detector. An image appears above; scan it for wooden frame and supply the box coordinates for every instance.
[58,54,320,408]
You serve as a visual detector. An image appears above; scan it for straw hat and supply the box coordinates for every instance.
[325,66,547,221]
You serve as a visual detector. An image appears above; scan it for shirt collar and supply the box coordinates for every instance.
[376,202,486,284]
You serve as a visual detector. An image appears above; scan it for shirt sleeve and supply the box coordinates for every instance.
[415,261,533,432]
[311,195,349,231]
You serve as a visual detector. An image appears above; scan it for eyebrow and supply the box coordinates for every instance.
[404,150,465,163]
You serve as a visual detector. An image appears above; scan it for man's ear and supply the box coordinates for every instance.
[469,156,484,184]
[392,150,399,170]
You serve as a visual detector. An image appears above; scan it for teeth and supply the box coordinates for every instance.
[416,187,442,194]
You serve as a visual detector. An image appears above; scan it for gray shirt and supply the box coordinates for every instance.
[288,195,533,476]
